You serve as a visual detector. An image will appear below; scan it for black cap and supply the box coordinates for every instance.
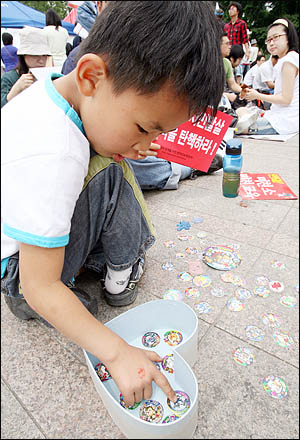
[226,138,242,155]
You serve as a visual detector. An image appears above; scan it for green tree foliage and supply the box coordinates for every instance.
[216,0,299,55]
[19,1,71,21]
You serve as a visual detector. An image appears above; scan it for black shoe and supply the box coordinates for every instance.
[190,154,223,178]
[3,287,98,327]
[101,257,145,307]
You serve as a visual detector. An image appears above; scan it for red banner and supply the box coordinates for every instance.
[155,110,233,172]
[239,173,298,200]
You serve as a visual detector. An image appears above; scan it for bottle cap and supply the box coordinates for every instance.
[226,138,242,155]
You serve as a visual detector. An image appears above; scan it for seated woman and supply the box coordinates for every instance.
[1,27,50,108]
[235,18,298,135]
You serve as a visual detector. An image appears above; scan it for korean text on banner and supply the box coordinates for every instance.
[155,110,233,172]
[239,173,298,200]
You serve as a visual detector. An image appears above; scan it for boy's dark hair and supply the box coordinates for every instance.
[267,18,299,54]
[2,32,13,46]
[229,2,242,16]
[228,44,244,61]
[46,8,62,30]
[76,1,224,119]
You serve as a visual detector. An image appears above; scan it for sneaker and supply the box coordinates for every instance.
[101,257,145,307]
[190,153,223,178]
[3,286,98,327]
[234,107,260,134]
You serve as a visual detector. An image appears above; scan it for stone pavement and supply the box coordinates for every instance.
[1,134,299,439]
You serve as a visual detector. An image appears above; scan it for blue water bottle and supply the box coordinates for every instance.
[222,138,243,198]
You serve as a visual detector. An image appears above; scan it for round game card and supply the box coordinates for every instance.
[94,362,111,382]
[120,393,141,410]
[162,414,180,423]
[161,354,174,374]
[167,390,191,415]
[164,330,183,346]
[139,400,164,423]
[263,375,288,399]
[142,331,161,348]
[203,245,241,271]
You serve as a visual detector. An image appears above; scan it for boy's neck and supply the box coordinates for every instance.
[53,72,81,117]
[231,16,238,24]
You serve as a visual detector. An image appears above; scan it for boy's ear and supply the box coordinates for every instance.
[75,54,108,97]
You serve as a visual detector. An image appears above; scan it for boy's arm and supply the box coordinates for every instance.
[19,243,176,406]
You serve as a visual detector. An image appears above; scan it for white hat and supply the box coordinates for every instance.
[17,26,51,56]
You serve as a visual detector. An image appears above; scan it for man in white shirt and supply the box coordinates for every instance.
[256,55,279,93]
[244,54,266,88]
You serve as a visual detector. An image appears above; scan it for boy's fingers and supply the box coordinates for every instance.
[149,143,161,150]
[153,370,177,403]
[144,350,163,363]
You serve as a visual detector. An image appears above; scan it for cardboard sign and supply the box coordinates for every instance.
[155,110,233,172]
[239,173,298,200]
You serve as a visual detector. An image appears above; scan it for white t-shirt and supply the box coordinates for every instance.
[264,51,299,135]
[43,26,69,67]
[259,58,275,84]
[1,73,90,277]
[244,64,259,87]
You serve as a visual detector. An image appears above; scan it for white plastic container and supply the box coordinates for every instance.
[83,299,199,439]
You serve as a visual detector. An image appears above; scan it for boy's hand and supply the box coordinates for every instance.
[105,342,177,407]
[136,142,160,159]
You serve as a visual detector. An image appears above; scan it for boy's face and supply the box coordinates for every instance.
[230,57,242,68]
[221,36,231,58]
[78,67,191,161]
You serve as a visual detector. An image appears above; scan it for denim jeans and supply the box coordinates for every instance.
[251,116,279,135]
[1,152,155,299]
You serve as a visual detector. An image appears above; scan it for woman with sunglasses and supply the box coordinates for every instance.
[235,18,298,135]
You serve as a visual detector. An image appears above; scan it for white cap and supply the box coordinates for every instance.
[17,26,51,56]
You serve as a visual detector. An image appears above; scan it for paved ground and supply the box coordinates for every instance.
[1,134,299,439]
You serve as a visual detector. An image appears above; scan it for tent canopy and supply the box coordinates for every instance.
[1,1,75,35]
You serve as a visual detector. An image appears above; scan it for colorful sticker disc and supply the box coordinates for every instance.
[120,394,141,410]
[193,274,212,287]
[162,415,180,423]
[245,325,265,342]
[261,313,281,328]
[272,330,294,347]
[271,260,286,270]
[161,354,174,374]
[163,240,176,248]
[139,400,164,423]
[269,280,285,293]
[185,287,201,298]
[192,217,203,224]
[177,272,193,282]
[163,289,183,301]
[161,262,175,271]
[185,247,199,255]
[220,272,234,283]
[279,296,297,308]
[203,245,241,271]
[255,275,270,286]
[235,288,252,301]
[253,286,270,298]
[177,233,193,241]
[233,347,255,366]
[142,331,161,348]
[167,391,191,415]
[164,330,183,346]
[210,287,229,297]
[231,275,247,287]
[194,302,211,314]
[95,362,111,382]
[197,231,207,239]
[226,297,245,312]
[263,376,288,399]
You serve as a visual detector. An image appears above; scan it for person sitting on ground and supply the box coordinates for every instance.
[43,8,69,69]
[244,54,266,88]
[1,26,50,108]
[235,18,298,136]
[221,36,243,107]
[1,32,18,73]
[1,1,224,408]
[255,54,279,94]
